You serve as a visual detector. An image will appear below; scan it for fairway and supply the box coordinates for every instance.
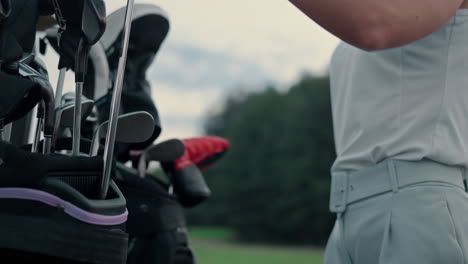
[189,228,324,264]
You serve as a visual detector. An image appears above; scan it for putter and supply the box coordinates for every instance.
[138,139,185,178]
[101,0,136,198]
[52,99,94,150]
[90,111,154,157]
[71,0,106,156]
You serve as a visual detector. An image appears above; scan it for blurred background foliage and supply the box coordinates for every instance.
[187,74,336,246]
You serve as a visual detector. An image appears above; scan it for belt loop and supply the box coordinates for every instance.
[387,160,399,193]
[330,172,348,213]
[463,167,468,192]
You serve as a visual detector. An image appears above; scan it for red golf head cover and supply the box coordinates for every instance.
[174,136,230,171]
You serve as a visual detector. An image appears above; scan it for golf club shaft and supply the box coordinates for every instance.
[100,0,135,199]
[32,118,43,152]
[89,126,102,156]
[55,68,66,108]
[43,135,52,154]
[4,123,12,142]
[138,153,146,178]
[72,82,83,156]
[0,118,4,141]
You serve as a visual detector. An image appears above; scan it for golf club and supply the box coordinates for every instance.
[90,111,154,157]
[31,102,44,152]
[71,0,106,156]
[55,68,66,108]
[52,99,94,150]
[43,25,68,109]
[3,122,11,142]
[138,139,185,178]
[18,63,55,154]
[0,118,4,141]
[101,0,135,198]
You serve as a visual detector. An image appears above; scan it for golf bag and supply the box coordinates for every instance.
[0,1,130,263]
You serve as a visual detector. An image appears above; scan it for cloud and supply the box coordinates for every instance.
[148,43,272,92]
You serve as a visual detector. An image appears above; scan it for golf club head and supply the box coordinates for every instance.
[56,99,95,128]
[52,99,95,149]
[137,139,185,178]
[90,111,155,156]
[161,162,211,208]
[147,139,185,162]
[82,0,106,46]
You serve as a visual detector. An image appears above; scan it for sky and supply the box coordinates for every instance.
[41,0,339,141]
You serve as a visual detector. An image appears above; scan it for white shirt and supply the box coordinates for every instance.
[330,9,468,174]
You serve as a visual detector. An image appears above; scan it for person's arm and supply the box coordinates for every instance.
[289,0,465,50]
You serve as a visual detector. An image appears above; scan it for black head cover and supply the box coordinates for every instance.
[81,0,106,46]
[0,72,41,125]
[0,0,11,20]
[0,0,38,63]
[51,0,106,69]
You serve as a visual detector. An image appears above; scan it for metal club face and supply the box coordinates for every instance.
[147,139,185,162]
[90,111,154,156]
[53,99,94,149]
[138,139,185,178]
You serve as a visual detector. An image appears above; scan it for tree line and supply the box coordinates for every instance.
[188,74,336,246]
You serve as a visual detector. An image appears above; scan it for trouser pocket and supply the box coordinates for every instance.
[378,185,464,264]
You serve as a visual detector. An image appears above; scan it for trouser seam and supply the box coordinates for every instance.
[337,213,353,264]
[442,190,465,264]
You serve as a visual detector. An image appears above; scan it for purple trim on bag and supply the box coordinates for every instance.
[0,188,127,225]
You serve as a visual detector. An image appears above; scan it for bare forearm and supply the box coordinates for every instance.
[289,0,464,50]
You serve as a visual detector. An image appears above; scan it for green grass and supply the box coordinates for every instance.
[189,227,235,240]
[189,227,324,264]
